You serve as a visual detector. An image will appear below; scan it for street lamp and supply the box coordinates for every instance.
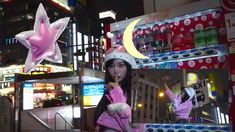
[137,103,143,108]
[159,92,164,97]
[157,90,164,122]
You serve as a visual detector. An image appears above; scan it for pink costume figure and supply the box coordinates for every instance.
[163,80,198,123]
[94,45,143,132]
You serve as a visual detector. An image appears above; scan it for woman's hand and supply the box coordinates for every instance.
[164,82,169,89]
[162,78,169,90]
[162,76,171,90]
[105,75,126,103]
[106,82,119,90]
[106,75,120,90]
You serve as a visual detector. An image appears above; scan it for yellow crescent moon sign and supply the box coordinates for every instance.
[123,18,149,59]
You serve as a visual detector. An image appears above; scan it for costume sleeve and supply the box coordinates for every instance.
[165,88,177,102]
[106,86,127,103]
[114,104,144,132]
[102,86,144,131]
[165,89,181,109]
[93,94,110,125]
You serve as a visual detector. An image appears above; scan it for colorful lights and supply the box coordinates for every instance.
[50,0,71,11]
[187,72,198,86]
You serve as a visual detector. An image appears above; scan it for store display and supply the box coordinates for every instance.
[112,8,226,56]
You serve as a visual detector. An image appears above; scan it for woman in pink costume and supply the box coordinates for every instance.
[94,45,143,132]
[163,78,198,123]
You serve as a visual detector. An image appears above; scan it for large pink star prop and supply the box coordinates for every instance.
[15,3,70,73]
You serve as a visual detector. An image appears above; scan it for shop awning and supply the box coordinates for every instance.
[15,71,104,84]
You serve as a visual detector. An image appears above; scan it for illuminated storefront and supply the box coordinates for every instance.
[0,64,73,108]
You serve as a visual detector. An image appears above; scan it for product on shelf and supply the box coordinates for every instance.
[160,23,172,53]
[133,28,145,51]
[194,29,206,47]
[152,24,162,50]
[182,32,194,50]
[172,35,183,51]
[204,26,218,45]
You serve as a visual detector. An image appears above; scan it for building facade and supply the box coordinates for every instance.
[132,70,159,123]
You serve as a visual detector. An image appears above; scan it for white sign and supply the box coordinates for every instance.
[191,79,209,107]
[99,10,116,20]
[23,83,34,110]
[225,12,235,42]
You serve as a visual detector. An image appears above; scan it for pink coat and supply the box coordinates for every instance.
[97,86,143,132]
[165,88,193,120]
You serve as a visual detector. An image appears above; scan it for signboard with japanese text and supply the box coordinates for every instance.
[191,79,210,107]
[82,82,105,106]
[225,12,235,42]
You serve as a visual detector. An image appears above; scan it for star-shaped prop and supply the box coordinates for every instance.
[15,3,70,73]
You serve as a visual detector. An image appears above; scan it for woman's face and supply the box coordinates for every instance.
[181,90,186,97]
[107,59,127,83]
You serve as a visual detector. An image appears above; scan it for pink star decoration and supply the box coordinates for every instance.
[15,3,70,73]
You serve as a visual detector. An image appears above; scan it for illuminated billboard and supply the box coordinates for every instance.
[23,82,34,110]
[82,82,104,106]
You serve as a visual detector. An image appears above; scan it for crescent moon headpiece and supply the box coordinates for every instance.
[104,45,138,69]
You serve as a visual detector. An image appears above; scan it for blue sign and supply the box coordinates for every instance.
[83,83,104,96]
[23,82,33,88]
[5,76,15,81]
[68,0,77,6]
[5,37,18,45]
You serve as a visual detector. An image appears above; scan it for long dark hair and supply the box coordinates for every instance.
[93,59,132,124]
[181,87,190,103]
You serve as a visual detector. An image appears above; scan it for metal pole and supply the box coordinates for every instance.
[14,81,21,132]
[13,82,19,132]
[183,69,187,87]
[79,62,85,131]
[14,80,22,132]
[153,0,156,12]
